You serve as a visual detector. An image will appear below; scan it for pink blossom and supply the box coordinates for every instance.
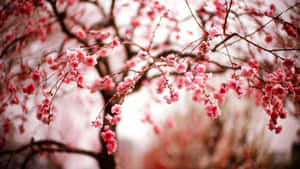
[176,63,187,73]
[153,124,162,135]
[176,76,185,89]
[248,59,259,70]
[31,69,41,82]
[157,76,167,94]
[283,57,295,68]
[76,30,86,39]
[111,115,122,124]
[283,23,298,37]
[106,139,117,154]
[272,84,287,97]
[166,117,175,128]
[68,0,77,5]
[208,28,219,38]
[100,48,108,56]
[126,59,137,68]
[102,76,115,90]
[265,34,273,43]
[205,103,221,119]
[10,95,20,104]
[111,38,120,48]
[85,56,96,66]
[101,130,115,142]
[76,50,85,61]
[131,17,141,27]
[193,64,206,74]
[275,125,282,134]
[117,78,133,94]
[111,104,122,115]
[242,66,255,78]
[166,54,176,66]
[23,83,35,94]
[91,119,103,128]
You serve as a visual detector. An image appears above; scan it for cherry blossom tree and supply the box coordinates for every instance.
[0,0,299,169]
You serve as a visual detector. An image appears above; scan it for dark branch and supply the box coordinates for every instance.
[223,0,233,35]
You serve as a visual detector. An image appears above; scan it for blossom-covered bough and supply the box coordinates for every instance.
[0,0,299,169]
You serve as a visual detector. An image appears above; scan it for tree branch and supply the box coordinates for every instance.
[223,0,233,35]
[47,0,88,46]
[0,139,99,169]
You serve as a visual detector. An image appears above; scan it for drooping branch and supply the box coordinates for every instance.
[47,0,88,46]
[219,2,300,50]
[212,33,299,60]
[0,139,98,158]
[0,139,99,169]
[0,34,30,59]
